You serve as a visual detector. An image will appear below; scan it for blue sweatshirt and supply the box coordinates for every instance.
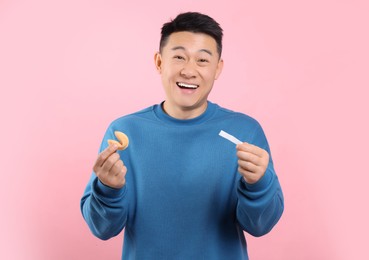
[80,101,284,260]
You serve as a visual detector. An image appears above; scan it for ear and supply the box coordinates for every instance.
[154,52,162,74]
[214,58,224,80]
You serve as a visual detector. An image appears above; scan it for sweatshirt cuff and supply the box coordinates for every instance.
[241,169,273,192]
[93,178,127,198]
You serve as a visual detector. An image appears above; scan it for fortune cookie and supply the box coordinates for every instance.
[107,131,129,150]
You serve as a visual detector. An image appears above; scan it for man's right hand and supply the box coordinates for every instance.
[93,144,127,189]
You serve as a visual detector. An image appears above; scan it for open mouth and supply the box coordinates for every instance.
[176,82,199,89]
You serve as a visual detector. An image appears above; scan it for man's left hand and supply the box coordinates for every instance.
[236,143,269,184]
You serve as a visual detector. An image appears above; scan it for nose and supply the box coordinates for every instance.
[180,60,197,78]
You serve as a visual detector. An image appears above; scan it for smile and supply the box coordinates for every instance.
[176,82,199,89]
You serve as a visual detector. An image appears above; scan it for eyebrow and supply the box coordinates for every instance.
[171,46,213,56]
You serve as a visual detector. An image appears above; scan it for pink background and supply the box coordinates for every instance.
[1,0,368,259]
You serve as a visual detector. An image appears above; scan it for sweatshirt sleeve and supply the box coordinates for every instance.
[80,126,129,240]
[236,122,284,237]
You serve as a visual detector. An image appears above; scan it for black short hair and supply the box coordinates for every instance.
[159,12,223,57]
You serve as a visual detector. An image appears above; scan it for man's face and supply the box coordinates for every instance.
[155,31,223,119]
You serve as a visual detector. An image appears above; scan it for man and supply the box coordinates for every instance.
[81,12,284,259]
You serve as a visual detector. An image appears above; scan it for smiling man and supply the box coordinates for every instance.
[81,12,284,260]
[155,30,223,119]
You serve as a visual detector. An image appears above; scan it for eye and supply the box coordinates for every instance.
[174,55,185,60]
[198,58,209,63]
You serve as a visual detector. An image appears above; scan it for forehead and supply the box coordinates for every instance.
[164,31,218,53]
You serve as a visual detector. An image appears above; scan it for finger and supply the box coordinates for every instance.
[114,169,127,187]
[119,165,127,177]
[101,152,121,173]
[236,150,262,166]
[110,166,127,188]
[238,159,259,173]
[110,160,124,176]
[238,167,260,184]
[236,142,265,158]
[94,144,118,170]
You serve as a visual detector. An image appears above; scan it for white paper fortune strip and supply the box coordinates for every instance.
[218,130,242,145]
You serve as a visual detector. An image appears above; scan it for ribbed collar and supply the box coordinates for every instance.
[154,101,217,126]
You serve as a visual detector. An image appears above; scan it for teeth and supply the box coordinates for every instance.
[177,82,198,89]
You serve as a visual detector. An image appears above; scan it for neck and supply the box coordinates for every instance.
[162,101,208,120]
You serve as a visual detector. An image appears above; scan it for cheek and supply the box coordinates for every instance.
[201,70,218,84]
[160,67,177,88]
[161,64,178,79]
